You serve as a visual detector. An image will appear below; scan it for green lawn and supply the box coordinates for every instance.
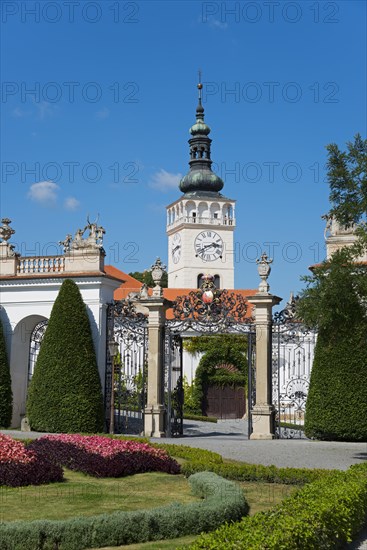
[0,465,295,550]
[0,469,199,522]
[95,481,295,549]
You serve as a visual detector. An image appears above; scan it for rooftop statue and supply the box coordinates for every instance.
[322,214,355,239]
[0,218,15,243]
[0,218,16,257]
[59,216,106,253]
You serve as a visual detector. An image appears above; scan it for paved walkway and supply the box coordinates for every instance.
[153,419,367,471]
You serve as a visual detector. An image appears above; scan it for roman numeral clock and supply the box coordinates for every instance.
[195,231,223,262]
[166,80,235,289]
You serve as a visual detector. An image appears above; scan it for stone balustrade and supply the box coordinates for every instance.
[17,256,65,275]
[167,216,235,229]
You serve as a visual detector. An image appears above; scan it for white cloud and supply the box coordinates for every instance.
[149,169,182,192]
[96,107,110,120]
[12,107,29,118]
[208,19,228,30]
[28,181,59,206]
[34,101,56,120]
[64,197,80,211]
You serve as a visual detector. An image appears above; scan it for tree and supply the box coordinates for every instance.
[327,133,367,227]
[129,270,168,288]
[297,202,367,441]
[0,317,12,428]
[27,280,104,433]
[297,134,367,441]
[183,334,247,355]
[184,335,248,415]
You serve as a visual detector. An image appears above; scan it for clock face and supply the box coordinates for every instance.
[194,231,223,262]
[171,233,182,264]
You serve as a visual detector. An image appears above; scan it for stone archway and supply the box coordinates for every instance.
[10,314,48,427]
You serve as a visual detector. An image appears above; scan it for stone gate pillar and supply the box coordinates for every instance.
[248,253,281,440]
[137,259,170,438]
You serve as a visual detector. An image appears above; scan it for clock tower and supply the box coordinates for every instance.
[167,80,236,289]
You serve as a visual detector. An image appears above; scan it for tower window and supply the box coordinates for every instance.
[214,275,220,288]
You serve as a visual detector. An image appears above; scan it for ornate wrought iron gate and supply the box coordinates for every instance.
[164,275,254,437]
[272,297,317,439]
[106,300,148,434]
[164,329,184,437]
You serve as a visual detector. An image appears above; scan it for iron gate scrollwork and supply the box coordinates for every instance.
[164,275,255,437]
[272,295,316,439]
[106,299,148,434]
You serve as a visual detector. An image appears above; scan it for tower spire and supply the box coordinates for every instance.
[196,69,204,120]
[179,76,224,196]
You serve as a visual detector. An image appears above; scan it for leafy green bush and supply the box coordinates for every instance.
[0,472,248,550]
[26,280,104,433]
[188,463,367,549]
[0,316,12,428]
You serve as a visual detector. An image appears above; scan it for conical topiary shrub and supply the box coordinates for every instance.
[27,279,104,433]
[0,316,13,428]
[304,324,367,441]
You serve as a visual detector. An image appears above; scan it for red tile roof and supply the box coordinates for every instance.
[104,265,143,288]
[110,274,256,319]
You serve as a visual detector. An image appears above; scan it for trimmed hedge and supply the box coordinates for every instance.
[180,459,329,485]
[0,316,12,428]
[187,463,367,549]
[28,434,180,477]
[0,472,249,550]
[153,443,327,485]
[26,280,104,433]
[305,325,367,441]
[156,444,223,465]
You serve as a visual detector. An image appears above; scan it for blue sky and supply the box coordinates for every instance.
[1,0,366,303]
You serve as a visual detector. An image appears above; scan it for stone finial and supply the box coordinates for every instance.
[0,218,16,258]
[0,218,15,243]
[150,257,167,297]
[256,252,273,294]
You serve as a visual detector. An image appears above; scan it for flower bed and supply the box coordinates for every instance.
[0,434,63,487]
[29,434,180,477]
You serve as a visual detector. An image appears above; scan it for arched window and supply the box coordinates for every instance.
[28,320,48,382]
[214,275,220,288]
